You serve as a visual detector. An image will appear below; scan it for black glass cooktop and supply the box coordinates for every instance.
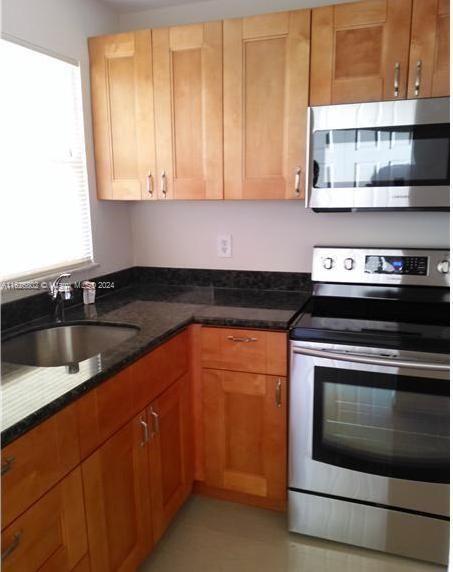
[290,291,449,354]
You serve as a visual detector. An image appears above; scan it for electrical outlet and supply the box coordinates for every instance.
[217,234,232,258]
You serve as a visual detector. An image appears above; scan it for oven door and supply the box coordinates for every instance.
[289,341,450,517]
[306,98,450,211]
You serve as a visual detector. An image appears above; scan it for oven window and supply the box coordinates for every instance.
[313,367,449,483]
[312,124,449,188]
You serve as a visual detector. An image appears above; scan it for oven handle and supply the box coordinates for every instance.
[292,347,449,372]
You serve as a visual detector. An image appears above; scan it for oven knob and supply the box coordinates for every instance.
[344,257,354,271]
[323,257,334,270]
[437,260,450,274]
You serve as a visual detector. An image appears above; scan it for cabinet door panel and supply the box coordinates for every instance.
[408,0,450,98]
[311,0,412,105]
[82,413,152,572]
[148,375,192,541]
[203,370,287,503]
[153,23,223,200]
[1,468,87,572]
[224,11,310,200]
[89,32,156,200]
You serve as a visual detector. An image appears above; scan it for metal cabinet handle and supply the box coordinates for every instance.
[393,62,400,97]
[275,379,282,407]
[414,60,422,97]
[227,336,258,343]
[1,456,15,476]
[2,532,21,561]
[139,417,149,446]
[150,407,160,436]
[147,171,153,196]
[294,167,302,196]
[161,171,167,197]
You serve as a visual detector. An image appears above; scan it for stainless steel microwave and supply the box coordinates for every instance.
[305,98,450,211]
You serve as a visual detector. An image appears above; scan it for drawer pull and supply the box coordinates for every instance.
[147,171,153,196]
[1,456,15,476]
[294,166,302,196]
[275,379,282,407]
[227,336,258,343]
[2,531,21,561]
[150,407,160,436]
[139,417,149,446]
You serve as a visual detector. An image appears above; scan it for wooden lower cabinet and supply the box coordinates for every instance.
[1,467,88,572]
[82,412,152,572]
[148,374,193,541]
[202,369,287,509]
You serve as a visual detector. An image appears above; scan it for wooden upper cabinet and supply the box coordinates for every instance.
[223,11,310,200]
[310,0,412,105]
[408,0,450,98]
[148,375,193,541]
[82,412,152,571]
[89,31,156,200]
[202,370,287,508]
[152,22,223,200]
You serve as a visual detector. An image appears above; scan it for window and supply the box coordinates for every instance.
[0,38,93,281]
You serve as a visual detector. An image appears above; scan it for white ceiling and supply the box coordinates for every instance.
[99,0,213,13]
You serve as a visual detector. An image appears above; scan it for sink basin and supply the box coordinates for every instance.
[2,323,139,367]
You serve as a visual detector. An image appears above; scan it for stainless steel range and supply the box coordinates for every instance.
[289,247,450,564]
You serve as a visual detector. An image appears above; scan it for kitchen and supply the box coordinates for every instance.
[0,0,450,570]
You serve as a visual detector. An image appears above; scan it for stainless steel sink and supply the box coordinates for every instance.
[2,323,139,367]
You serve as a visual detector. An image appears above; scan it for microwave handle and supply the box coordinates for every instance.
[304,106,311,209]
[293,347,449,372]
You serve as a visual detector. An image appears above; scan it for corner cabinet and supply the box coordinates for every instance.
[153,23,223,200]
[89,31,156,200]
[224,11,310,200]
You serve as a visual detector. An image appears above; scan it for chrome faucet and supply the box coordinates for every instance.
[49,272,72,320]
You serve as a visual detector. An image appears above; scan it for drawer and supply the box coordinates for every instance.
[201,328,287,376]
[1,467,88,571]
[2,404,81,528]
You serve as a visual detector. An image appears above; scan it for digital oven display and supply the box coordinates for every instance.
[365,256,428,276]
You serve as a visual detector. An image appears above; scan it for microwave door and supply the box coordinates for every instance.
[306,99,450,211]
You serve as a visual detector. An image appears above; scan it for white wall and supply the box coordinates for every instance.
[124,0,450,273]
[1,0,130,289]
[131,202,449,272]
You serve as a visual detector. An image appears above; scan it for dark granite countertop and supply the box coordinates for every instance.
[1,283,310,445]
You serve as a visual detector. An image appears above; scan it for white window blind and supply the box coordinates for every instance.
[0,38,93,281]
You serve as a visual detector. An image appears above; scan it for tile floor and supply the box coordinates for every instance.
[140,496,447,572]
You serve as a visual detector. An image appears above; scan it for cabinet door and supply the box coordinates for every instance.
[153,23,223,200]
[224,11,310,200]
[89,31,156,200]
[311,0,412,105]
[148,374,192,541]
[408,0,450,98]
[202,370,287,505]
[1,468,87,572]
[82,413,152,572]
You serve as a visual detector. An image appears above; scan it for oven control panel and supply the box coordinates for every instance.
[313,248,449,287]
